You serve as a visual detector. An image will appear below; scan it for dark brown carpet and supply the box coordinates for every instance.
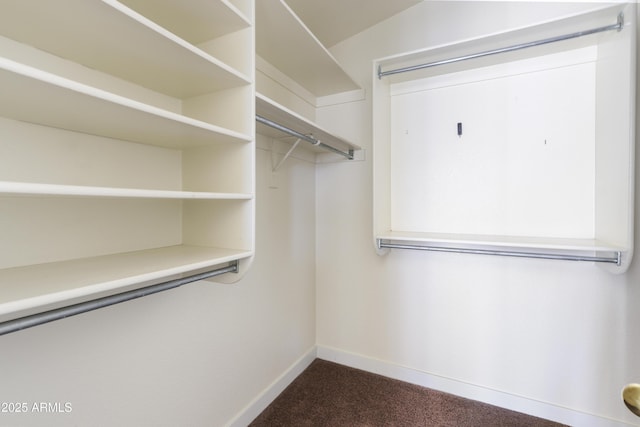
[250,359,566,427]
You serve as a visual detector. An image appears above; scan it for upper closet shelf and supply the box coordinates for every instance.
[0,0,250,98]
[118,0,251,45]
[256,93,360,160]
[256,0,360,97]
[0,58,251,148]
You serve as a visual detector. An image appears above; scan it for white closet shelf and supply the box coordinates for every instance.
[0,0,256,333]
[0,59,251,149]
[0,0,250,98]
[119,0,251,45]
[256,93,360,156]
[0,182,253,200]
[0,245,253,322]
[256,0,360,97]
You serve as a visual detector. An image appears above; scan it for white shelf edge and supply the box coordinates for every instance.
[0,182,253,200]
[0,57,252,148]
[0,245,254,321]
[375,3,626,85]
[256,92,361,154]
[221,0,253,28]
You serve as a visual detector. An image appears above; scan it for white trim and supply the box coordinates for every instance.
[316,148,366,164]
[226,346,317,427]
[256,133,317,165]
[316,345,634,427]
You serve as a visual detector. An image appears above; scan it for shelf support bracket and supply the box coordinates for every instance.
[272,138,302,172]
[257,115,354,160]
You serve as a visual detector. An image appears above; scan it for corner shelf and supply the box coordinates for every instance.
[373,3,635,272]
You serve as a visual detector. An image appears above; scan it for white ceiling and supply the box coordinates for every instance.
[285,0,424,47]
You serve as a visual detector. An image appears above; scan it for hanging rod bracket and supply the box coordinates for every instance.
[272,138,302,172]
[617,12,624,32]
[257,115,354,160]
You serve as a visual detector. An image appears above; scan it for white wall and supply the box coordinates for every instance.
[316,1,640,425]
[0,136,316,426]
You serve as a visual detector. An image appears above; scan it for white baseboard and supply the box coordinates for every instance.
[226,346,317,427]
[316,345,634,427]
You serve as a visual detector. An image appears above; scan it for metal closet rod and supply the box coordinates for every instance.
[0,261,239,336]
[378,12,624,79]
[377,240,622,266]
[256,115,354,160]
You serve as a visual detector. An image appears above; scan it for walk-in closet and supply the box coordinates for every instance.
[0,1,639,426]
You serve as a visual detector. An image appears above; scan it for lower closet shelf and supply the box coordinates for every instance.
[0,245,252,322]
